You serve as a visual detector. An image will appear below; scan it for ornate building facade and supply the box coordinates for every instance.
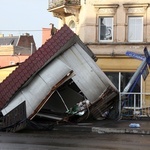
[48,0,150,110]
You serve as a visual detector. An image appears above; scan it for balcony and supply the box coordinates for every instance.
[48,0,81,21]
[48,0,80,9]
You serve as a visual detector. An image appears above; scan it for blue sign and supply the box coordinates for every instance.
[144,47,150,65]
[126,51,145,61]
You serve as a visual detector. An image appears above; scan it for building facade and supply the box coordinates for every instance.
[48,0,150,110]
[0,34,36,82]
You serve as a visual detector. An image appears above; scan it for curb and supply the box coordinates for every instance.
[92,127,150,135]
[54,125,92,132]
[54,125,150,135]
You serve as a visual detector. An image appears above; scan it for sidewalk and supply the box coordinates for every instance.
[92,119,150,134]
[54,119,150,135]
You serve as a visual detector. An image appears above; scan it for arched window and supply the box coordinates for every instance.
[69,20,75,32]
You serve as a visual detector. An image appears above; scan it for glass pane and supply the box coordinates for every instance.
[121,73,134,92]
[128,17,143,42]
[121,72,141,107]
[105,72,119,89]
[99,17,113,41]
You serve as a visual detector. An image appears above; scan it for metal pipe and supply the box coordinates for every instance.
[31,43,33,55]
[56,90,69,111]
[123,59,147,93]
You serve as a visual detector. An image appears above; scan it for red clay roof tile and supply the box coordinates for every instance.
[0,25,75,110]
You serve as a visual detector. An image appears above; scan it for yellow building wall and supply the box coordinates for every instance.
[96,56,150,108]
[143,75,150,107]
[0,45,14,55]
[145,75,150,93]
[0,67,16,83]
[96,56,141,72]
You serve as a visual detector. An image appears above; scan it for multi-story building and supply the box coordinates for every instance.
[48,0,150,114]
[0,33,36,57]
[0,33,36,82]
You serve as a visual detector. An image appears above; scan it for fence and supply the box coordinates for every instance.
[119,92,150,119]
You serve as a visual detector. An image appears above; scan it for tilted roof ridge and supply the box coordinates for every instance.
[0,24,75,110]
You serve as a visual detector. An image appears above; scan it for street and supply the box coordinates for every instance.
[0,130,150,150]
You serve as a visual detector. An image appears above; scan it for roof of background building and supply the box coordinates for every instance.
[17,35,36,48]
[0,34,36,55]
[0,34,36,47]
[0,36,19,46]
[0,25,77,110]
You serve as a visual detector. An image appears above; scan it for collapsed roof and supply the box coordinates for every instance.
[0,25,119,132]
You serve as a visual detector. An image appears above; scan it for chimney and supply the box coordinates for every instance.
[8,34,13,37]
[25,33,30,36]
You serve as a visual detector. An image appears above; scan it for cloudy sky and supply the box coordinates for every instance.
[0,0,59,48]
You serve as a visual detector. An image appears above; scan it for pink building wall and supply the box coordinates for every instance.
[0,55,29,67]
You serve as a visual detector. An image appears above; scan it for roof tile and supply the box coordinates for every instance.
[0,25,75,110]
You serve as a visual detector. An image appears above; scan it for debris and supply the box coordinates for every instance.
[129,123,140,128]
[0,25,119,132]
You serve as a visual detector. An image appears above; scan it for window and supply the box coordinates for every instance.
[105,72,140,92]
[105,72,119,89]
[69,20,75,32]
[105,72,141,107]
[128,17,143,42]
[99,17,113,42]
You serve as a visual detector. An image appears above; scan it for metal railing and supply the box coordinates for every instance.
[48,0,80,9]
[119,92,150,119]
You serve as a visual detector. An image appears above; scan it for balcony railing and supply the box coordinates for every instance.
[120,92,150,119]
[48,0,80,9]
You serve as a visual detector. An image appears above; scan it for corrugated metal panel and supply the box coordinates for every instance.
[1,59,73,117]
[74,43,117,90]
[59,43,117,103]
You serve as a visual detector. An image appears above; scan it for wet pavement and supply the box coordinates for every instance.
[54,118,150,134]
[92,119,150,134]
[0,119,150,149]
[0,129,150,150]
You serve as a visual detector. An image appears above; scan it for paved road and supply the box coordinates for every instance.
[0,130,150,150]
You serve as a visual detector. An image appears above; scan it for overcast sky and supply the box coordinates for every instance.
[0,0,59,48]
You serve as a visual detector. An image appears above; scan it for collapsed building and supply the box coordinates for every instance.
[0,25,119,132]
